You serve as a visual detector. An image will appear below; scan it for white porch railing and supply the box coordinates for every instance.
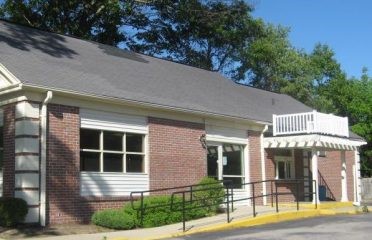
[273,110,349,137]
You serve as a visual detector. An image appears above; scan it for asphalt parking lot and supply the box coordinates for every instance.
[170,213,372,240]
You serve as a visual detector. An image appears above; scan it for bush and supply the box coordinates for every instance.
[0,197,28,227]
[124,195,207,228]
[193,177,225,213]
[92,177,225,229]
[91,209,135,230]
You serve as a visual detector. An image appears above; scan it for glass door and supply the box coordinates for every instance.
[207,143,245,189]
[207,146,219,180]
[222,144,244,189]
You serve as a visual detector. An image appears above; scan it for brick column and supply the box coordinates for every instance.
[148,117,206,190]
[248,130,262,205]
[2,104,15,197]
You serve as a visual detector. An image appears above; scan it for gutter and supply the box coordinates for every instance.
[40,91,53,226]
[260,125,269,205]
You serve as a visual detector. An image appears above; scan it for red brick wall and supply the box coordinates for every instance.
[248,130,263,204]
[47,104,81,224]
[265,149,304,204]
[47,112,207,224]
[313,150,355,202]
[46,104,129,224]
[148,117,206,191]
[346,151,354,202]
[2,104,15,197]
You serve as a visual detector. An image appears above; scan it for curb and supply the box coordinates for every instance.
[111,208,361,240]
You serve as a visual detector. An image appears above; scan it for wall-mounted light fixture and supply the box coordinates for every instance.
[199,133,207,149]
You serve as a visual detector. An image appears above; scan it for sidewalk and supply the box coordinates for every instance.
[39,202,363,240]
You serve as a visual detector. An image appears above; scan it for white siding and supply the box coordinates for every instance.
[206,125,247,144]
[231,189,251,206]
[80,109,147,134]
[15,102,40,119]
[15,173,39,188]
[80,172,149,196]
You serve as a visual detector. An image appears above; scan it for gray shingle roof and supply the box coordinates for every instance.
[0,20,312,123]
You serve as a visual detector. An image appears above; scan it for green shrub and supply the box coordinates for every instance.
[92,178,225,229]
[123,195,207,228]
[193,177,225,213]
[0,197,28,227]
[91,209,135,230]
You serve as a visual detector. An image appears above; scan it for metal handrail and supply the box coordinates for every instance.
[130,178,318,232]
[129,180,231,227]
[168,178,318,231]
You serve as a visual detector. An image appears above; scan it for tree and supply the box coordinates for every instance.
[0,0,147,46]
[129,0,265,74]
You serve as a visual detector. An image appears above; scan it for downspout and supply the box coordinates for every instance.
[260,125,268,205]
[40,91,53,226]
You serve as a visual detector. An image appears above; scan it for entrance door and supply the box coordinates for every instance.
[207,146,219,179]
[207,143,245,188]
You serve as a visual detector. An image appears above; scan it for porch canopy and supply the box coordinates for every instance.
[264,133,366,205]
[264,111,367,205]
[264,134,366,151]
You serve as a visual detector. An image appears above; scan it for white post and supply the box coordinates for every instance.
[311,148,320,204]
[217,145,223,181]
[260,125,268,205]
[273,114,277,136]
[341,150,348,202]
[354,150,361,205]
[312,110,317,134]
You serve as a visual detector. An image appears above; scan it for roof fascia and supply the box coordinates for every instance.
[0,63,22,86]
[22,83,270,126]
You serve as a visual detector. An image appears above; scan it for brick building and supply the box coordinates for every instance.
[0,21,366,225]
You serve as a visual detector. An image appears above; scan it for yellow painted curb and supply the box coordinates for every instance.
[111,208,360,240]
[278,201,353,209]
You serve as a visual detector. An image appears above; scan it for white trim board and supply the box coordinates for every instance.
[80,109,148,134]
[264,134,366,150]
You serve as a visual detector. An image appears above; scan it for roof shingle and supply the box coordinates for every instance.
[0,20,312,123]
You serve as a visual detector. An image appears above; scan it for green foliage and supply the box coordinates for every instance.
[193,177,225,213]
[123,195,207,228]
[130,0,264,73]
[92,209,135,230]
[0,197,28,227]
[0,0,146,45]
[93,178,226,229]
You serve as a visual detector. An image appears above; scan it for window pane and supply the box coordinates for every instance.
[126,134,143,152]
[103,153,123,172]
[286,162,291,178]
[207,146,218,178]
[80,152,100,171]
[126,154,144,172]
[81,129,100,149]
[0,126,3,148]
[222,144,243,175]
[278,162,285,179]
[104,131,123,151]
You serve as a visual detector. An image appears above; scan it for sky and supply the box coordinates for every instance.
[251,0,372,78]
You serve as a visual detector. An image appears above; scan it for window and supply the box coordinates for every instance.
[318,150,326,157]
[275,156,294,180]
[80,129,145,173]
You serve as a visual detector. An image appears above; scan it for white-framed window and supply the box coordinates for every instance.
[80,129,146,173]
[318,150,327,157]
[275,150,295,180]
